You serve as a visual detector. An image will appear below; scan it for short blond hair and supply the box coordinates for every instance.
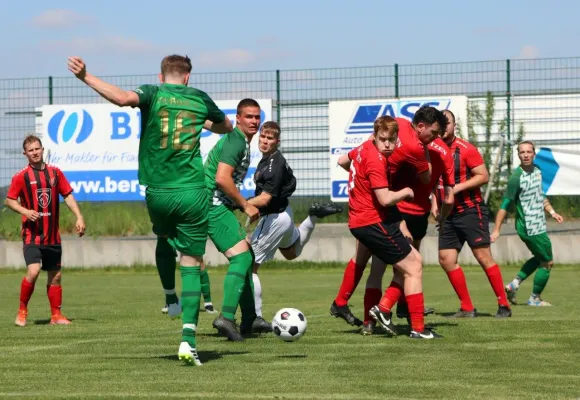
[260,121,281,138]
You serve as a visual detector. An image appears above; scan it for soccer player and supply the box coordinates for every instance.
[436,110,511,318]
[247,121,342,329]
[491,141,564,306]
[161,259,216,315]
[330,106,446,330]
[69,55,232,365]
[204,99,265,342]
[338,115,441,339]
[6,135,86,327]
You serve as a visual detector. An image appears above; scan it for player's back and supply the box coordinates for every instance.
[136,84,224,189]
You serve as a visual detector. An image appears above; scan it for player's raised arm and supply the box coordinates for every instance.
[68,56,139,107]
[204,119,233,134]
[337,154,352,171]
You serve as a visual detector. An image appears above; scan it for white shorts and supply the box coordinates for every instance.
[251,206,299,264]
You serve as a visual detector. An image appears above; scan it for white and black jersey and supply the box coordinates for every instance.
[253,150,296,216]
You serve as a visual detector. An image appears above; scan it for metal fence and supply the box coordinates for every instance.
[1,57,580,196]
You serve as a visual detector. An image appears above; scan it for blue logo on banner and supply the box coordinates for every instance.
[332,180,350,198]
[48,110,94,144]
[345,100,452,135]
[534,148,560,194]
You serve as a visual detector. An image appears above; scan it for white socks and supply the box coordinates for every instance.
[253,273,263,317]
[294,216,317,257]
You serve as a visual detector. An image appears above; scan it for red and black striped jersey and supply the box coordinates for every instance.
[447,137,485,213]
[7,164,73,245]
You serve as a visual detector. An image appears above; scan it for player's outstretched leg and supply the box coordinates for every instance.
[156,237,181,318]
[505,257,540,305]
[471,246,512,318]
[291,202,342,257]
[529,263,553,306]
[178,261,202,366]
[200,261,216,313]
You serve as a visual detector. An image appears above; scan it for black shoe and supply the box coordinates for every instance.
[495,305,512,318]
[369,306,398,336]
[212,314,244,341]
[309,202,343,219]
[410,328,443,339]
[396,305,435,319]
[447,308,477,318]
[360,321,377,336]
[330,301,363,327]
[241,316,273,335]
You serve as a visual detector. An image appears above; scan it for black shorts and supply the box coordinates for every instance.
[401,212,430,241]
[350,221,412,265]
[23,245,62,271]
[439,204,490,251]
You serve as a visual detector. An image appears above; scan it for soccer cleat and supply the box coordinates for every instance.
[360,321,377,336]
[369,306,398,336]
[447,308,477,318]
[50,313,71,325]
[527,295,552,307]
[161,305,169,314]
[330,301,363,327]
[505,283,518,305]
[309,202,343,219]
[495,305,512,318]
[167,302,182,320]
[204,303,217,314]
[410,328,443,339]
[15,309,27,327]
[177,341,202,366]
[212,314,244,342]
[240,316,273,335]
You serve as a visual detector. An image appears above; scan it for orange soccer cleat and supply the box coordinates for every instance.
[15,309,28,327]
[50,313,71,325]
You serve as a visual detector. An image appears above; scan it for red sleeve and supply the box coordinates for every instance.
[57,169,73,196]
[366,154,389,189]
[407,142,429,174]
[348,147,358,161]
[442,150,455,186]
[6,173,23,200]
[465,143,484,170]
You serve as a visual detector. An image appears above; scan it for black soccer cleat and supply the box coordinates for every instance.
[309,202,343,219]
[240,316,273,335]
[330,301,363,327]
[212,314,244,342]
[495,305,512,318]
[410,328,443,339]
[369,306,398,336]
[396,305,436,319]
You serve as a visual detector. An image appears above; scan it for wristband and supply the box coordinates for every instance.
[549,209,556,216]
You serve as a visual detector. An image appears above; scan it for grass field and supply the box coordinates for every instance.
[0,262,579,399]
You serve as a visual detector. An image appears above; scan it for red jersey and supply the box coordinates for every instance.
[447,137,485,213]
[347,140,390,229]
[7,164,73,245]
[387,118,430,192]
[398,138,454,215]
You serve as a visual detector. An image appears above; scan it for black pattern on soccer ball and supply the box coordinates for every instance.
[289,326,299,336]
[274,327,281,336]
[298,313,305,321]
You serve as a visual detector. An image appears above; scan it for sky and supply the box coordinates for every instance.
[2,0,580,79]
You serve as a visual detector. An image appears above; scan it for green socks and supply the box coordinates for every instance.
[180,265,201,347]
[200,268,212,303]
[156,237,178,305]
[532,267,551,296]
[221,251,253,321]
[517,257,540,282]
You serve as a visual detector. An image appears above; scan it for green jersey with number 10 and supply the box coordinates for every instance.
[133,84,225,189]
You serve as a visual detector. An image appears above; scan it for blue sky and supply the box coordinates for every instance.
[2,0,579,78]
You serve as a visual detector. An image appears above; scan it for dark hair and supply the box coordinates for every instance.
[412,105,448,133]
[517,140,536,153]
[22,134,42,150]
[443,109,455,124]
[160,55,192,77]
[237,98,260,115]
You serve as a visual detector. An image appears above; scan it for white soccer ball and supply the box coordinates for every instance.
[272,308,307,342]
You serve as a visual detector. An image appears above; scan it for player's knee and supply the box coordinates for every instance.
[49,270,62,285]
[26,265,41,283]
[180,254,203,267]
[542,260,554,270]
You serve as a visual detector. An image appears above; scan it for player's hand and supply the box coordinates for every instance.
[243,203,260,223]
[435,215,445,232]
[403,188,414,201]
[552,213,564,223]
[490,230,500,243]
[24,209,39,222]
[68,57,87,80]
[399,221,413,244]
[76,217,86,237]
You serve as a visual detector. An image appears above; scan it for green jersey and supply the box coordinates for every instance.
[501,165,547,236]
[133,83,225,189]
[204,128,251,208]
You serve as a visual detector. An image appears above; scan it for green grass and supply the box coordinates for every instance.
[0,263,579,399]
[0,197,347,240]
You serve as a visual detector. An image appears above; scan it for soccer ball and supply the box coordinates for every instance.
[271,308,307,342]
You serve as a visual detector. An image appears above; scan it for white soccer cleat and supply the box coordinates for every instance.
[161,305,169,314]
[178,341,202,366]
[204,303,217,314]
[527,295,552,307]
[167,302,182,319]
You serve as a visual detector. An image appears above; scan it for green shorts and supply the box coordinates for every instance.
[520,232,553,263]
[208,204,247,253]
[146,187,208,256]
